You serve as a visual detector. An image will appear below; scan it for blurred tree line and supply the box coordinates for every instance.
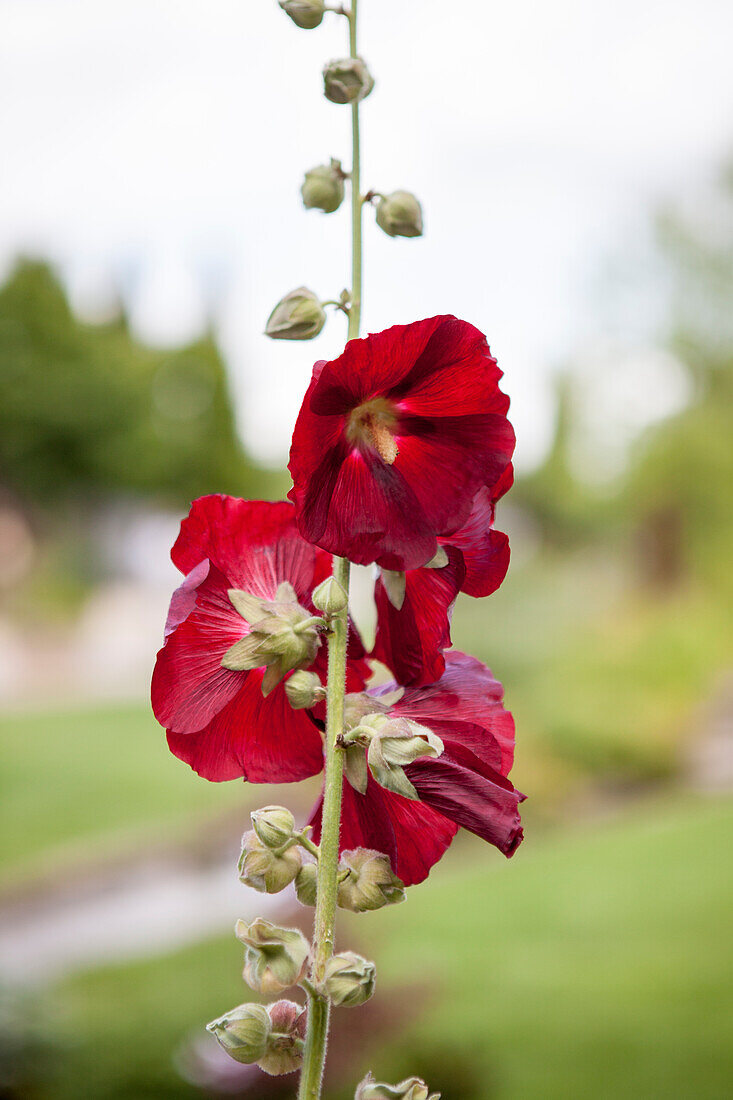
[0,259,280,514]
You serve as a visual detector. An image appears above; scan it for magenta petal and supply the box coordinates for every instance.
[167,671,324,783]
[371,547,465,686]
[164,559,211,639]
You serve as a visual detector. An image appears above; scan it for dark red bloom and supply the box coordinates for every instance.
[288,316,515,571]
[151,495,367,783]
[309,651,523,886]
[371,480,512,686]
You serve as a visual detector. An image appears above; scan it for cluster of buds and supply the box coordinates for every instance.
[356,1074,441,1100]
[221,581,325,694]
[239,806,314,894]
[266,4,424,342]
[207,998,306,1076]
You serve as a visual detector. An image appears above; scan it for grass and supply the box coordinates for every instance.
[18,794,733,1099]
[0,704,246,883]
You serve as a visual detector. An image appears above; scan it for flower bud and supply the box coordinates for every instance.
[206,1002,271,1064]
[236,918,310,994]
[364,715,443,800]
[337,848,405,913]
[301,160,345,213]
[265,287,326,340]
[312,575,348,615]
[285,669,326,709]
[238,830,302,894]
[323,57,374,105]
[294,861,318,907]
[375,191,424,239]
[278,0,325,29]
[222,581,326,696]
[323,951,376,1007]
[356,1074,440,1100]
[251,805,296,849]
[259,1000,307,1076]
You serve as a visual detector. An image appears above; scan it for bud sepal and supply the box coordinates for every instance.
[356,1074,441,1100]
[375,191,424,239]
[337,848,405,912]
[278,0,325,30]
[238,830,302,894]
[323,57,374,104]
[206,1002,271,1065]
[302,159,346,213]
[323,951,376,1006]
[265,287,326,340]
[236,917,310,994]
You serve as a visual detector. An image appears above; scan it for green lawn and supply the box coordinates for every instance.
[19,794,733,1100]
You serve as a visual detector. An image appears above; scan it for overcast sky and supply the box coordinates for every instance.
[1,0,731,470]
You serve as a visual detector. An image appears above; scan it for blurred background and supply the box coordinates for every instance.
[1,1,732,1096]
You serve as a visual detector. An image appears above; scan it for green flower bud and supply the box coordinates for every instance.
[238,830,302,894]
[375,191,424,239]
[251,805,296,849]
[356,1074,440,1100]
[323,951,376,1007]
[285,669,326,709]
[323,57,374,105]
[206,1002,271,1065]
[235,918,310,994]
[265,287,326,340]
[301,160,345,213]
[259,1000,307,1076]
[337,848,405,913]
[364,714,443,800]
[222,581,326,696]
[294,861,318,907]
[312,575,348,615]
[278,0,325,29]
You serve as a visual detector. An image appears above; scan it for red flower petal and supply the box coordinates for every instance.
[152,563,248,734]
[308,772,457,887]
[288,316,515,569]
[171,495,325,600]
[440,486,510,598]
[407,751,523,857]
[381,650,516,776]
[166,670,324,783]
[371,547,466,686]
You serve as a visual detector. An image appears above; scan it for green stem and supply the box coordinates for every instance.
[348,0,362,341]
[298,4,362,1095]
[297,560,351,1100]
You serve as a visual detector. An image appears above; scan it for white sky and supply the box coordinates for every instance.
[1,0,731,470]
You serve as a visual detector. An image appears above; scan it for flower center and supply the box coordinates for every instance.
[345,397,399,464]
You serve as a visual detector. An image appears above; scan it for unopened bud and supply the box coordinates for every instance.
[323,57,374,105]
[375,191,424,239]
[251,805,296,849]
[302,160,345,213]
[312,575,348,615]
[294,861,318,906]
[337,848,405,913]
[236,918,310,994]
[285,669,326,709]
[356,1074,440,1100]
[265,287,326,340]
[238,830,302,894]
[323,951,376,1007]
[278,0,325,29]
[222,582,325,695]
[294,861,318,907]
[259,1000,307,1076]
[206,1002,271,1064]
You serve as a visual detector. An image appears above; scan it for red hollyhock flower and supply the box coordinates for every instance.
[151,495,368,783]
[308,651,523,886]
[371,474,512,686]
[288,316,515,571]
